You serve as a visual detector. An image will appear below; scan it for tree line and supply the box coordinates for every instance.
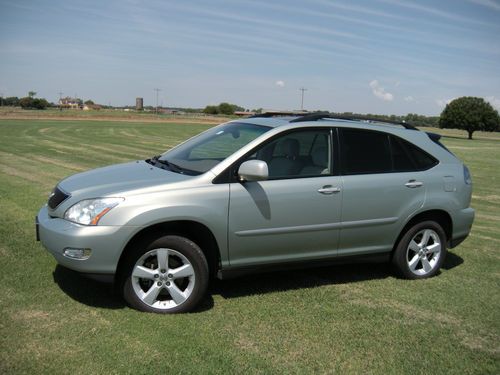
[1,94,498,139]
[330,112,440,128]
[320,97,499,139]
[0,91,50,109]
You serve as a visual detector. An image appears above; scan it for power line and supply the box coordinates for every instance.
[299,87,307,111]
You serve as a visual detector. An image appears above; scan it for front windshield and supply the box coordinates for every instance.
[158,122,270,175]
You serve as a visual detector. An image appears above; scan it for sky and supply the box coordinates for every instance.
[0,0,499,115]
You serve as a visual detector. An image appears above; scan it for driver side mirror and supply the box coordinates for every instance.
[238,160,268,182]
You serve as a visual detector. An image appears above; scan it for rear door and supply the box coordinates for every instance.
[338,128,428,257]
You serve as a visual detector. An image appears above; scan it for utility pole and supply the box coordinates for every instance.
[58,91,63,111]
[299,87,307,111]
[154,88,161,115]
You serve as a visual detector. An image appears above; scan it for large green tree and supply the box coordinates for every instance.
[203,102,244,115]
[439,97,500,139]
[203,105,219,115]
[217,102,235,115]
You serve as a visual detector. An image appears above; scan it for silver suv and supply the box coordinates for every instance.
[36,114,475,313]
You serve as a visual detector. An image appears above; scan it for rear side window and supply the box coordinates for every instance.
[340,129,438,175]
[340,129,391,174]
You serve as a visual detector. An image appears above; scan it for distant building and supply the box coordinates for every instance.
[83,104,102,111]
[59,97,83,109]
[136,97,144,111]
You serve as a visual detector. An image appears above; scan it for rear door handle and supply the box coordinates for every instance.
[405,180,423,188]
[318,185,341,194]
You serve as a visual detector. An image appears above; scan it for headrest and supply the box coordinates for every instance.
[312,147,328,167]
[282,138,300,158]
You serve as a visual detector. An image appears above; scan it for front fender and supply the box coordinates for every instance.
[101,184,230,264]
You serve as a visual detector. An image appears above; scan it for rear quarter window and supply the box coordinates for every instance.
[391,136,438,171]
[390,135,438,171]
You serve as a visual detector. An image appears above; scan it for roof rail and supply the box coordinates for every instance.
[289,113,418,130]
[248,111,309,118]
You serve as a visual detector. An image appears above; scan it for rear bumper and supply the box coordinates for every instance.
[450,234,468,248]
[36,205,138,275]
[450,207,474,248]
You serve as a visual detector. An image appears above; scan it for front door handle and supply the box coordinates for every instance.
[318,185,341,194]
[405,180,423,188]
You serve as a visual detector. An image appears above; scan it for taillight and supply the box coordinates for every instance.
[463,165,472,185]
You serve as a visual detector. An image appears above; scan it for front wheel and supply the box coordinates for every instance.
[122,235,209,313]
[392,221,447,279]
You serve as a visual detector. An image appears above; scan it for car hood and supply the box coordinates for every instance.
[59,160,192,197]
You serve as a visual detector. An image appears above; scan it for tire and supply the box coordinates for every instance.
[392,221,447,279]
[122,235,209,313]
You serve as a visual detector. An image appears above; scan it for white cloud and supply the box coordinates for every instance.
[468,0,500,11]
[380,0,493,26]
[369,80,394,101]
[486,96,500,110]
[275,80,285,87]
[436,98,456,108]
[404,96,414,102]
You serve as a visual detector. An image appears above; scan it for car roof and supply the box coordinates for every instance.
[210,113,459,177]
[234,113,418,133]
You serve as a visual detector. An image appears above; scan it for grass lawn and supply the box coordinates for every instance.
[0,119,498,374]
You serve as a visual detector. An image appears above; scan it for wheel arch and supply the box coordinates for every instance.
[391,209,452,259]
[115,220,222,285]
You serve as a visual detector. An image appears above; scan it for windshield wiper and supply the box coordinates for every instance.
[146,155,185,174]
[146,155,162,167]
[160,159,184,173]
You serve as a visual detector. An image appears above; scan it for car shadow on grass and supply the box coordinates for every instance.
[52,265,215,312]
[52,252,463,311]
[53,266,126,309]
[441,251,464,270]
[211,251,464,300]
[211,262,392,300]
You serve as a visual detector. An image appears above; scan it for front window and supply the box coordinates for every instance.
[242,128,332,179]
[157,122,270,175]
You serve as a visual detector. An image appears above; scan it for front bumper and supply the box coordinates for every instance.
[36,205,138,275]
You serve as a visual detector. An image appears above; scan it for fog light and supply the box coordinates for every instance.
[63,248,92,260]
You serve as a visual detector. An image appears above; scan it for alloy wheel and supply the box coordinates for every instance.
[131,248,196,310]
[406,229,442,276]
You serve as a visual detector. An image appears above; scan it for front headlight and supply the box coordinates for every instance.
[64,197,124,225]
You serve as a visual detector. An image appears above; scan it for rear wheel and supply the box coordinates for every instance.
[122,235,209,313]
[393,221,447,279]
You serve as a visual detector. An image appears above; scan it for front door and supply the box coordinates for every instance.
[227,128,342,267]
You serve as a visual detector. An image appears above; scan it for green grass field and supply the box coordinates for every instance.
[0,119,499,374]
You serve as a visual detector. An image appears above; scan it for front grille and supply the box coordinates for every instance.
[48,186,70,209]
